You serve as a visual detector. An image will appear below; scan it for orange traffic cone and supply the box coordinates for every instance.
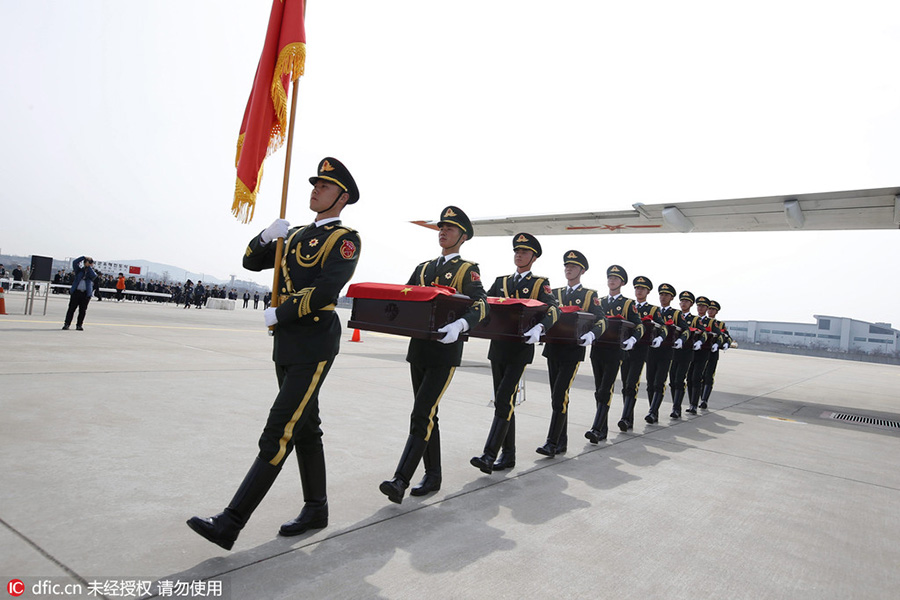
[350,328,362,342]
[0,287,7,315]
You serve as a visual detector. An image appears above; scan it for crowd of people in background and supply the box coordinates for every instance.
[0,262,273,309]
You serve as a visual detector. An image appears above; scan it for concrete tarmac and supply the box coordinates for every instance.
[1,292,899,599]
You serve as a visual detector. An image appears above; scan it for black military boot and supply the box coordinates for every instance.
[493,415,516,471]
[585,401,610,444]
[410,429,442,497]
[685,385,700,414]
[380,435,428,504]
[470,416,511,474]
[699,385,712,409]
[646,391,663,424]
[536,411,566,458]
[187,458,281,550]
[670,389,684,419]
[618,395,637,431]
[280,448,328,536]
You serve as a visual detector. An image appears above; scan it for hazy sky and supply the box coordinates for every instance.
[2,1,899,324]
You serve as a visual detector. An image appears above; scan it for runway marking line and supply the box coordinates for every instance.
[758,415,807,424]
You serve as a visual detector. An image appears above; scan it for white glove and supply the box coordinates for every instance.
[437,318,467,344]
[723,343,730,351]
[621,336,637,351]
[260,219,290,244]
[264,307,278,327]
[693,340,702,351]
[523,324,544,344]
[711,343,719,353]
[579,331,595,347]
[651,336,664,348]
[673,338,683,350]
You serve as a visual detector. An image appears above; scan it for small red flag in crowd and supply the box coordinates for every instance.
[129,266,142,275]
[232,0,307,223]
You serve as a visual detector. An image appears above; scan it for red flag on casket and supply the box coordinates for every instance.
[231,0,307,223]
[347,282,459,301]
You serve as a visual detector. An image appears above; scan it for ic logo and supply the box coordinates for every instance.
[8,579,25,597]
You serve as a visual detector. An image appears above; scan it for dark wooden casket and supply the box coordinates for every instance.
[469,297,548,342]
[636,317,665,346]
[542,305,598,344]
[662,324,684,347]
[687,326,706,348]
[347,282,473,340]
[594,317,636,347]
[700,328,720,350]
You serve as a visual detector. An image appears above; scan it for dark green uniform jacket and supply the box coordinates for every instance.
[405,256,489,367]
[243,221,361,365]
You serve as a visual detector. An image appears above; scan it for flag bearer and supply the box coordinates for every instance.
[187,158,360,549]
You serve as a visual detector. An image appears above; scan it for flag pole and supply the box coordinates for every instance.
[269,77,301,326]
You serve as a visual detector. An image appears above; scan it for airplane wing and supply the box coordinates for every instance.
[411,187,900,236]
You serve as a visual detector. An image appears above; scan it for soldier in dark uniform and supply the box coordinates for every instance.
[686,296,721,414]
[617,276,667,431]
[581,265,643,443]
[470,233,559,474]
[643,283,690,423]
[699,300,732,409]
[536,250,606,458]
[668,291,704,418]
[379,206,488,504]
[187,157,360,550]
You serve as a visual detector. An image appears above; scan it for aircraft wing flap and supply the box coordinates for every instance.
[416,186,900,236]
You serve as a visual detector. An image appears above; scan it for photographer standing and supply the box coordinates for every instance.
[62,256,97,331]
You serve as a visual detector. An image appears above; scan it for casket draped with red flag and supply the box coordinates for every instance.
[232,0,307,223]
[469,297,549,342]
[347,283,474,340]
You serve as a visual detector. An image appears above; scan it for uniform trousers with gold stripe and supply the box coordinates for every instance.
[408,364,456,442]
[668,346,693,394]
[257,358,335,468]
[547,357,580,445]
[702,350,720,387]
[688,348,711,399]
[620,344,650,398]
[645,345,674,400]
[590,346,623,409]
[491,361,527,451]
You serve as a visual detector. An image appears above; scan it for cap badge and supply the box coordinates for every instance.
[321,160,335,172]
[443,208,457,218]
[516,234,529,242]
[566,252,577,259]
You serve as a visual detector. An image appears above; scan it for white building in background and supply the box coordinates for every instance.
[727,316,899,356]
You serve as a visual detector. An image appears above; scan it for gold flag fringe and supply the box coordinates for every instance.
[232,177,258,224]
[271,43,306,142]
[232,42,306,223]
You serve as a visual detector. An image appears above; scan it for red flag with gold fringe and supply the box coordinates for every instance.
[232,0,307,223]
